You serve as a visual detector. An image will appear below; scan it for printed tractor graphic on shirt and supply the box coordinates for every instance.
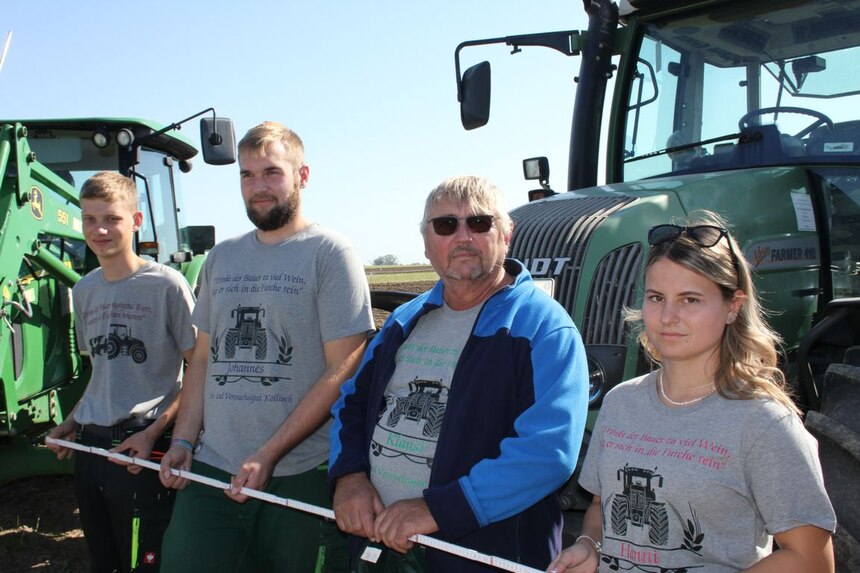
[387,378,448,438]
[224,305,268,360]
[89,324,147,363]
[610,464,669,545]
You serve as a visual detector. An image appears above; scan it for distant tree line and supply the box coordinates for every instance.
[372,254,399,266]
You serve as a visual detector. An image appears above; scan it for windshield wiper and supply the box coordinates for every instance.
[624,132,742,163]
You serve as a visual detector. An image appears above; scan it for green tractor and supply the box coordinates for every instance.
[455,0,860,567]
[0,111,236,484]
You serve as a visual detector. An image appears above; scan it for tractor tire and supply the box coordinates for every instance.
[805,359,860,573]
[648,502,669,545]
[106,337,120,359]
[130,345,147,364]
[225,329,238,359]
[610,495,628,536]
[255,329,268,360]
[387,400,406,427]
[423,402,445,438]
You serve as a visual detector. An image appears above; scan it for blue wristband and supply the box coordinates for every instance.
[170,438,195,453]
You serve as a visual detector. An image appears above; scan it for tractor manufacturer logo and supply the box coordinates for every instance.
[29,186,44,220]
[88,323,148,363]
[745,235,819,270]
[522,257,571,277]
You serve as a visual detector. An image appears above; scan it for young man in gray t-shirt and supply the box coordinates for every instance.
[47,171,196,573]
[159,121,373,573]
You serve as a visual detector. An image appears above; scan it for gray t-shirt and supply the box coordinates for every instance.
[370,302,480,505]
[193,226,374,477]
[580,372,836,572]
[73,261,196,426]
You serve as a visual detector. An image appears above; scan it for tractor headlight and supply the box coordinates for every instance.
[587,354,606,404]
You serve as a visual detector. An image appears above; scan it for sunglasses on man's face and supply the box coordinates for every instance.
[429,215,494,236]
[647,224,740,272]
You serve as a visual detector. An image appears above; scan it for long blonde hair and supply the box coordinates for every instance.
[628,210,800,415]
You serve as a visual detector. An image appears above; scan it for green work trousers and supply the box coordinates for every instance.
[160,460,348,573]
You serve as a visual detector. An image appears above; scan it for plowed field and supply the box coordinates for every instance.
[0,280,436,573]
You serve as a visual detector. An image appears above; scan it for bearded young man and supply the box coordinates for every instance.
[159,122,373,573]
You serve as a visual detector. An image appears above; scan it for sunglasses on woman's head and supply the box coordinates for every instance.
[429,215,494,236]
[647,224,740,274]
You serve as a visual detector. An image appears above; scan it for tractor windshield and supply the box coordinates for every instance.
[27,129,184,262]
[621,1,860,180]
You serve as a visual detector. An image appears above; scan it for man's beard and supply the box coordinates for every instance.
[442,247,495,281]
[245,187,299,231]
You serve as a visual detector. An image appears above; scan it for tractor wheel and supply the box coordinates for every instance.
[387,399,406,427]
[255,329,268,360]
[610,495,628,536]
[423,402,445,438]
[130,345,147,364]
[225,329,238,359]
[106,337,120,359]
[805,357,860,573]
[648,502,669,545]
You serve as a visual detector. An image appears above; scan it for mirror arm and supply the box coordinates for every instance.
[132,108,221,150]
[455,32,582,102]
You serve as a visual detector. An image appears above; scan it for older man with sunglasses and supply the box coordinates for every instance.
[329,175,589,572]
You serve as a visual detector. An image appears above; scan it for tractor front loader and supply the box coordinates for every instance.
[0,112,235,484]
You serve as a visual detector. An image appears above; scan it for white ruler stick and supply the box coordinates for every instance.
[45,437,543,573]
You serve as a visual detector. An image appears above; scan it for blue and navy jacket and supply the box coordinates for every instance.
[329,260,588,572]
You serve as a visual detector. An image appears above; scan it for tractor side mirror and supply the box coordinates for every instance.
[200,117,237,165]
[459,61,491,130]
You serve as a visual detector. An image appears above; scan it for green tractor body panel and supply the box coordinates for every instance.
[455,2,860,544]
[457,0,860,405]
[518,165,826,394]
[0,114,233,484]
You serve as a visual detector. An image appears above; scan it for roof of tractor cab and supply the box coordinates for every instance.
[0,117,199,161]
[620,0,860,65]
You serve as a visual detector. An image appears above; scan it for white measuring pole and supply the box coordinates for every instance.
[45,437,543,573]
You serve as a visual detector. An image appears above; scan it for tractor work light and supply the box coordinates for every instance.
[116,128,134,148]
[91,129,110,148]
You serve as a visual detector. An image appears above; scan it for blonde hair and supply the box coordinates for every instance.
[627,210,800,415]
[238,121,304,169]
[420,175,513,236]
[80,171,138,210]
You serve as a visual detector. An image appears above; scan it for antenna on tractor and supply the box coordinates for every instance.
[0,31,12,76]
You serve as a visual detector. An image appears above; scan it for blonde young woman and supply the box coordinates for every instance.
[548,212,836,573]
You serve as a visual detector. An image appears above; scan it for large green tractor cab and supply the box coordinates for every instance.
[454,0,860,567]
[0,111,236,484]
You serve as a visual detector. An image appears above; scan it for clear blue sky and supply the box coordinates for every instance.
[2,1,588,264]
